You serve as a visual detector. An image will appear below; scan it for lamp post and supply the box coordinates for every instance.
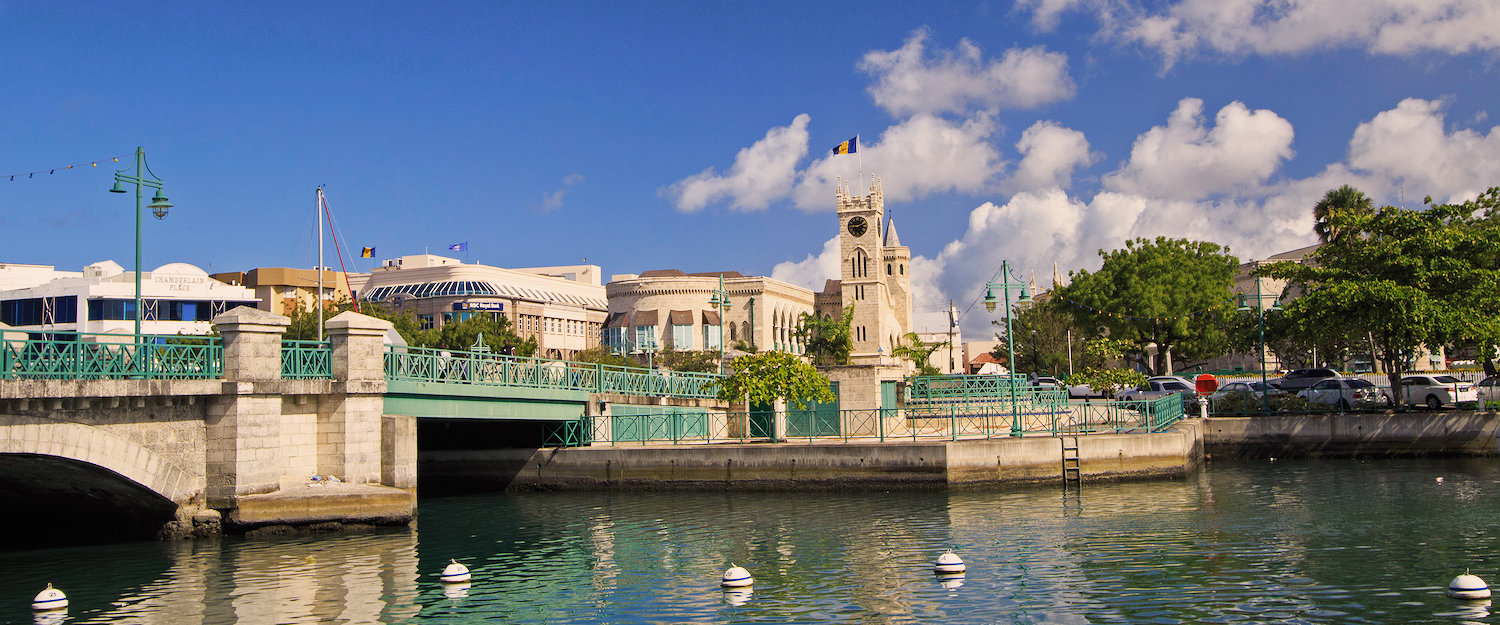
[1237,273,1281,414]
[982,260,1032,436]
[708,274,731,374]
[109,146,172,350]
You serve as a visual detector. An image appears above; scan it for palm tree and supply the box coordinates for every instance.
[1312,184,1373,244]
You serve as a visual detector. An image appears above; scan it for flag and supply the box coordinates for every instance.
[449,242,467,252]
[831,136,857,155]
[360,246,375,258]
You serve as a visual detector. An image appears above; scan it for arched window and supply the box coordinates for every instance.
[887,263,892,275]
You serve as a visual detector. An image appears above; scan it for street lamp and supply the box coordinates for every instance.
[982,260,1032,436]
[109,146,172,350]
[708,274,731,374]
[1237,273,1282,414]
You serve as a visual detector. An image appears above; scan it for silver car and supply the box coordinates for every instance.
[1297,378,1390,409]
[1399,375,1476,408]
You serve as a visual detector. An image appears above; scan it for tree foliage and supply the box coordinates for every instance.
[713,351,836,409]
[892,332,946,376]
[654,346,720,373]
[795,307,853,366]
[1058,337,1146,396]
[1264,186,1500,393]
[1313,184,1374,244]
[284,301,536,356]
[1057,237,1240,375]
[991,297,1076,377]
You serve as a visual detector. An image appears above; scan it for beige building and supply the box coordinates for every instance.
[211,267,360,316]
[604,270,815,359]
[358,254,607,359]
[820,178,914,365]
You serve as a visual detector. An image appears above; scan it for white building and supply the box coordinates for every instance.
[604,270,815,358]
[0,261,258,335]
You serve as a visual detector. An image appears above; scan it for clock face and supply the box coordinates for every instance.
[847,216,868,237]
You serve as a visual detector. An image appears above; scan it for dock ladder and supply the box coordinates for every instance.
[1061,435,1082,486]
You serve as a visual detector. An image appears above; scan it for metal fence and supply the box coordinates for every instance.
[281,340,332,379]
[544,394,1186,447]
[0,331,222,380]
[384,345,721,399]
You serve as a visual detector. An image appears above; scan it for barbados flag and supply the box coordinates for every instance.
[831,136,857,155]
[360,246,375,258]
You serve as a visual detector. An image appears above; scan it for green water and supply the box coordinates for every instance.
[2,457,1497,624]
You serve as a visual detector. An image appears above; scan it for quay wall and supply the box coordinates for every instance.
[421,420,1205,491]
[1203,412,1500,459]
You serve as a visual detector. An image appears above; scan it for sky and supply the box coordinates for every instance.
[3,1,1498,338]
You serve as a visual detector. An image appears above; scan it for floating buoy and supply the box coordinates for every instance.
[934,551,966,574]
[31,584,67,611]
[723,587,753,606]
[1449,571,1491,599]
[441,559,471,584]
[721,564,753,588]
[1436,477,1444,483]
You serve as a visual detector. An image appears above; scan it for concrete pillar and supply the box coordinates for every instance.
[205,306,290,507]
[325,311,394,484]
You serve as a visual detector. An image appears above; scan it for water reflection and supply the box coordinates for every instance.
[0,457,1496,623]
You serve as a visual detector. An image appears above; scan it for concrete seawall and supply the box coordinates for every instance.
[1204,412,1500,459]
[421,420,1205,491]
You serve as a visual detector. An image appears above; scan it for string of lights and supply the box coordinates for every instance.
[4,152,133,182]
[1062,293,1244,322]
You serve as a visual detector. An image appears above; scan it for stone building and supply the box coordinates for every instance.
[210,267,360,316]
[820,177,913,365]
[603,271,815,359]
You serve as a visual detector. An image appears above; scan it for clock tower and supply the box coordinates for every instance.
[835,177,910,365]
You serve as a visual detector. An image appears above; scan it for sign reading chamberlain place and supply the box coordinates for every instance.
[453,301,504,311]
[153,275,207,292]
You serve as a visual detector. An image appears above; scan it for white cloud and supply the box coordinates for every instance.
[859,29,1075,116]
[770,235,841,291]
[662,114,810,212]
[1347,97,1500,204]
[1030,0,1500,69]
[1007,121,1097,192]
[541,173,584,212]
[1103,98,1294,200]
[792,114,1006,210]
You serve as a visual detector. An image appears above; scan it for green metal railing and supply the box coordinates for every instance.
[1,331,221,380]
[281,340,332,379]
[553,395,1186,447]
[383,345,721,399]
[907,373,1029,401]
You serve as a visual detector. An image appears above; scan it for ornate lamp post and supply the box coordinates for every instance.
[109,146,173,350]
[708,274,731,374]
[982,260,1032,436]
[1237,272,1281,414]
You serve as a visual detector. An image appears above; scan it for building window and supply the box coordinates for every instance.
[634,324,656,351]
[704,323,721,350]
[419,314,434,330]
[672,323,693,349]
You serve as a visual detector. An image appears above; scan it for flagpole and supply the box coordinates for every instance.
[856,133,864,195]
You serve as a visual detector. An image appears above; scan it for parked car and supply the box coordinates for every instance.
[1270,368,1340,393]
[1031,376,1063,389]
[1116,378,1201,410]
[1208,381,1283,401]
[1399,375,1477,408]
[1478,375,1500,406]
[1297,378,1390,409]
[1068,382,1108,399]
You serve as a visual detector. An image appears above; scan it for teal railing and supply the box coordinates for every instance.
[383,345,721,399]
[281,340,332,379]
[0,331,222,380]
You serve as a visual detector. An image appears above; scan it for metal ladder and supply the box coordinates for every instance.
[1061,435,1082,486]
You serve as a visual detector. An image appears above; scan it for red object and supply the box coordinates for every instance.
[1195,373,1219,394]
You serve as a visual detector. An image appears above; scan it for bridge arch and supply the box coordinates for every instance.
[0,414,198,504]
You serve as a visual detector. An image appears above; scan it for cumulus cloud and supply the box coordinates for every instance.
[1346,98,1500,204]
[792,114,1005,210]
[770,235,841,291]
[1102,98,1294,200]
[541,173,585,212]
[1007,121,1097,192]
[1025,0,1500,69]
[859,29,1075,116]
[661,114,810,212]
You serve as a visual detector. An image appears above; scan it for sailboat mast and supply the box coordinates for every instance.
[317,186,325,342]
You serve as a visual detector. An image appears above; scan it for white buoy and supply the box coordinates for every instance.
[440,559,471,584]
[721,564,753,587]
[1448,571,1491,599]
[1436,477,1444,483]
[934,551,966,574]
[31,584,67,611]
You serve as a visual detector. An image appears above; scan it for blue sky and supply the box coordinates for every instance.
[3,2,1498,336]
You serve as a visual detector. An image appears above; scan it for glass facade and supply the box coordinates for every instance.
[0,296,78,326]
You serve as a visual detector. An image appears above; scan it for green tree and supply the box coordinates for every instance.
[992,298,1076,377]
[1059,337,1146,396]
[795,307,853,366]
[1058,237,1240,375]
[892,332,946,376]
[1312,184,1375,244]
[713,351,836,409]
[284,300,425,345]
[569,344,629,367]
[654,345,719,372]
[1265,187,1500,395]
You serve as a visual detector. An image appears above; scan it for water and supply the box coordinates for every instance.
[2,457,1497,624]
